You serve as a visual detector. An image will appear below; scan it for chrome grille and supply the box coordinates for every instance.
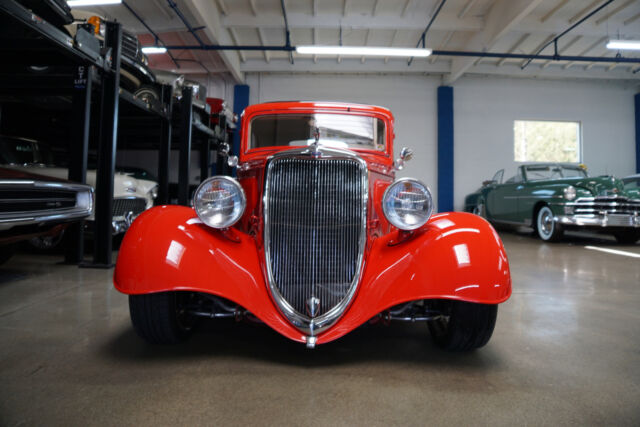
[571,197,640,216]
[112,197,146,218]
[121,31,140,61]
[0,189,76,213]
[265,156,366,321]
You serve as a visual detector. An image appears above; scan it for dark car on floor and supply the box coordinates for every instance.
[465,163,640,243]
[0,167,93,264]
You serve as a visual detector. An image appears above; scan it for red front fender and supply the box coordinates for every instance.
[114,206,511,345]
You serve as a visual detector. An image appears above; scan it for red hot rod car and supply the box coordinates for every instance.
[114,102,511,351]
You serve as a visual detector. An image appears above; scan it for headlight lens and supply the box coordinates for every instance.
[193,176,246,229]
[564,185,577,201]
[150,185,158,200]
[382,178,434,230]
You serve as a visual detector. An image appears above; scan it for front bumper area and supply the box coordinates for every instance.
[555,213,640,228]
[555,196,640,228]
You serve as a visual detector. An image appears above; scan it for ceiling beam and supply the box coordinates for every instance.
[221,12,483,32]
[540,0,569,23]
[541,35,581,68]
[384,29,399,64]
[343,0,349,17]
[313,27,318,63]
[221,12,631,39]
[563,36,607,69]
[248,0,258,16]
[458,0,478,19]
[373,0,381,16]
[238,58,640,80]
[569,0,604,24]
[361,29,371,64]
[228,28,246,63]
[183,0,244,82]
[402,0,412,17]
[496,33,529,66]
[519,34,555,68]
[215,0,227,16]
[594,0,635,25]
[446,0,544,83]
[257,28,270,63]
[429,30,455,64]
[623,11,640,25]
[312,0,317,16]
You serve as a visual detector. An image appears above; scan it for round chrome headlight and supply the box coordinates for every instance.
[564,185,577,201]
[382,178,434,230]
[193,176,246,229]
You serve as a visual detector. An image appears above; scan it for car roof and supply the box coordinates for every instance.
[243,101,393,117]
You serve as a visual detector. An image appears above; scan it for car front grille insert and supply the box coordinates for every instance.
[112,197,146,219]
[572,197,640,216]
[0,189,77,213]
[264,156,366,323]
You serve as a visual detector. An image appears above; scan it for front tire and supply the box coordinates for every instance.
[614,231,640,244]
[535,205,563,241]
[428,300,498,351]
[129,292,197,344]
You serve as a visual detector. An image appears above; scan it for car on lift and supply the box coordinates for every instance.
[0,167,93,264]
[115,101,512,352]
[464,163,640,243]
[0,135,157,238]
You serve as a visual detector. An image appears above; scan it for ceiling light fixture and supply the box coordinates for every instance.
[67,0,122,6]
[606,39,640,50]
[141,46,167,54]
[295,46,432,57]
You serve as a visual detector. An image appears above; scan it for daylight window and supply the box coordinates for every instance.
[514,120,581,163]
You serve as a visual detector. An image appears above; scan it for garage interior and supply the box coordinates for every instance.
[1,0,639,424]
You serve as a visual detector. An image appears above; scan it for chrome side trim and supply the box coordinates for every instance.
[262,147,369,337]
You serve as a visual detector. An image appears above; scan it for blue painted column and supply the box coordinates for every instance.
[437,86,454,212]
[635,93,640,173]
[232,84,250,162]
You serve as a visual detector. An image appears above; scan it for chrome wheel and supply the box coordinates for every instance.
[536,206,562,241]
[472,203,484,217]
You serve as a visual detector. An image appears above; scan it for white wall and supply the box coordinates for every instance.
[245,73,440,203]
[242,72,638,211]
[454,76,638,210]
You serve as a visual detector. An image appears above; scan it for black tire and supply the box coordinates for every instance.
[133,85,161,110]
[129,292,197,344]
[614,231,640,244]
[428,300,498,351]
[535,205,563,242]
[0,246,14,266]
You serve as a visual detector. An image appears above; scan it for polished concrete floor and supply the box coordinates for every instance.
[1,230,639,425]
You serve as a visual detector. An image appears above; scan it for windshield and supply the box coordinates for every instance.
[623,177,639,189]
[0,137,54,165]
[249,113,386,151]
[524,165,587,181]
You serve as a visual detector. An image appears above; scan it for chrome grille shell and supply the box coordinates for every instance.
[263,147,368,336]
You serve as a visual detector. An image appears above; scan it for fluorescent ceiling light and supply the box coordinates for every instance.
[67,0,122,6]
[295,46,432,57]
[141,46,167,54]
[606,39,640,50]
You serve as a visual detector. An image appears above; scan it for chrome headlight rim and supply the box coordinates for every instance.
[563,185,577,201]
[382,177,434,231]
[193,176,246,229]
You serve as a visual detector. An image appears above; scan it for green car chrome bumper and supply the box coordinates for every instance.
[554,196,640,228]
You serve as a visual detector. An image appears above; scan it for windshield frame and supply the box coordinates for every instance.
[522,164,588,182]
[242,109,392,158]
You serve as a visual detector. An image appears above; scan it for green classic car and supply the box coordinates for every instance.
[465,163,640,243]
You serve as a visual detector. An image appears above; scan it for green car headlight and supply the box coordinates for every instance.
[564,185,577,201]
[193,176,246,229]
[382,178,434,230]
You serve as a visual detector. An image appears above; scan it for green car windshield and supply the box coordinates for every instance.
[524,165,587,181]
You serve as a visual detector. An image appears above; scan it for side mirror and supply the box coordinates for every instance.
[395,147,414,171]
